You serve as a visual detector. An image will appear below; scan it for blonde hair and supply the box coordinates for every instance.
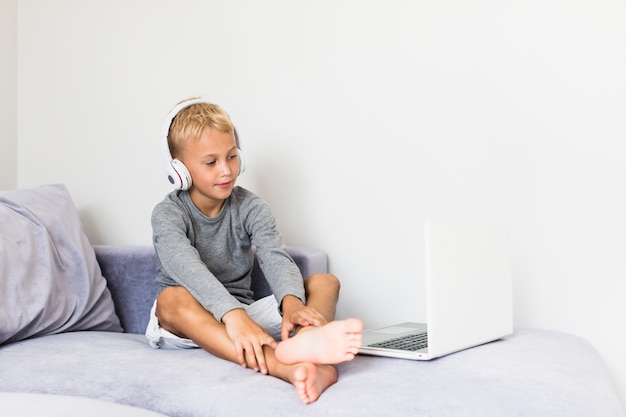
[168,99,235,158]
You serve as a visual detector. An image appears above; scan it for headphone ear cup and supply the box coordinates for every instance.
[168,159,192,190]
[237,148,246,175]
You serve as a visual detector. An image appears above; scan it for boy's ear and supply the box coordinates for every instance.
[168,159,193,191]
[160,129,192,190]
[233,127,246,175]
[160,99,208,190]
[237,148,246,175]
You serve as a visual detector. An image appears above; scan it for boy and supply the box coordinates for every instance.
[146,98,363,404]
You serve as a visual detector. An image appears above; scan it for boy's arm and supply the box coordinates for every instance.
[245,208,306,306]
[152,202,243,321]
[222,308,277,373]
[242,194,323,337]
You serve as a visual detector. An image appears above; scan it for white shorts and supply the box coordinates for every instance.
[145,295,283,350]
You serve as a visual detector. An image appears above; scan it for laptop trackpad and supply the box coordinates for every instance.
[373,326,415,335]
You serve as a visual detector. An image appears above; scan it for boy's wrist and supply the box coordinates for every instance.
[280,295,305,316]
[221,308,246,323]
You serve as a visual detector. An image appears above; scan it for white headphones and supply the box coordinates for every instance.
[160,98,246,190]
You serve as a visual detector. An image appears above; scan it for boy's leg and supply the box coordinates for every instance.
[303,273,341,322]
[155,286,244,362]
[155,286,338,404]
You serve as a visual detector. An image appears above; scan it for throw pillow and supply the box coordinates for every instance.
[0,184,123,345]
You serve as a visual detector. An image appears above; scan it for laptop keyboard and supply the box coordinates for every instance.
[369,332,428,351]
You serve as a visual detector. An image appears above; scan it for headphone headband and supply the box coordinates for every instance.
[160,98,212,141]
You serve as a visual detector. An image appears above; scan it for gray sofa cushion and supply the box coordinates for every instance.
[0,329,622,417]
[0,184,122,345]
[0,392,168,417]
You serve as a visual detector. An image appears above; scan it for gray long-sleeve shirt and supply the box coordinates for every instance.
[152,187,305,321]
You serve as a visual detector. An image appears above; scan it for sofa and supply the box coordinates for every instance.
[1,184,624,417]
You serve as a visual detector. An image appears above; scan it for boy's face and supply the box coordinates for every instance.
[178,126,241,217]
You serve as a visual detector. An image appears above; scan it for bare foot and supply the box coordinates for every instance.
[275,318,363,365]
[290,363,338,404]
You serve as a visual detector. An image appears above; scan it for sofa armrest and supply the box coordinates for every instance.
[94,245,328,335]
[286,246,329,278]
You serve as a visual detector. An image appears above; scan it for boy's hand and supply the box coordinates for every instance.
[280,295,328,341]
[222,309,277,374]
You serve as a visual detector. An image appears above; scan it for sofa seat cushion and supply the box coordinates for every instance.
[0,392,168,417]
[0,329,622,417]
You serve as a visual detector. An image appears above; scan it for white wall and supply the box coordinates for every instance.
[14,0,626,406]
[0,0,17,190]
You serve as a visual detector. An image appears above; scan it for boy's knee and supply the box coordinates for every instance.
[305,273,341,294]
[156,286,191,324]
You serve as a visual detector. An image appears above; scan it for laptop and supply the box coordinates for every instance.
[359,220,514,360]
